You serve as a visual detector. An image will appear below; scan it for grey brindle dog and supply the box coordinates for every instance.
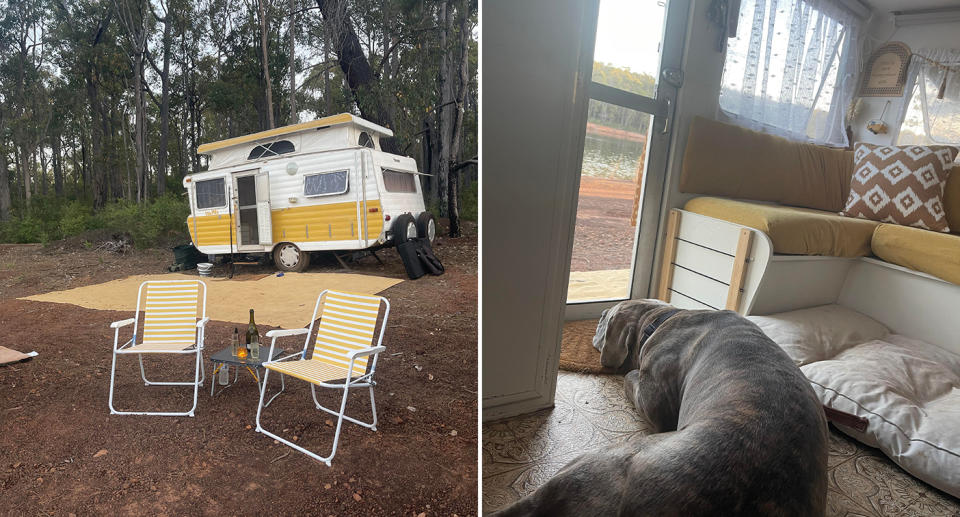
[491,300,827,517]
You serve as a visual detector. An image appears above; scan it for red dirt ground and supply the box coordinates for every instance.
[570,177,638,272]
[0,223,477,516]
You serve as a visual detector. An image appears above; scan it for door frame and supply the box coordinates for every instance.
[564,0,691,321]
[231,169,265,252]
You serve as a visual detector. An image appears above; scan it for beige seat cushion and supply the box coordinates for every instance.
[871,223,960,285]
[684,196,879,257]
[679,116,855,212]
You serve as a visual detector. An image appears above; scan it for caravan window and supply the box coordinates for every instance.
[898,52,960,145]
[382,169,417,193]
[195,178,226,209]
[248,140,295,160]
[359,131,376,148]
[304,170,349,197]
[718,0,861,146]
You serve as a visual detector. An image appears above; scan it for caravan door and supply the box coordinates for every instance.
[233,169,271,251]
[255,172,273,246]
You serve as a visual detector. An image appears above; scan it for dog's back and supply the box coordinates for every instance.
[491,307,827,517]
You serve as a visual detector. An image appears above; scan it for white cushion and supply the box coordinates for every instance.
[748,304,890,366]
[752,305,960,498]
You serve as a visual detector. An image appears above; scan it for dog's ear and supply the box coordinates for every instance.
[600,322,635,369]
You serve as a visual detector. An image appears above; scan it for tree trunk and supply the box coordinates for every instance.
[315,0,397,151]
[86,71,107,208]
[157,7,172,196]
[39,147,48,196]
[258,0,276,129]
[52,134,64,196]
[288,0,298,124]
[436,0,454,220]
[446,0,471,238]
[20,144,31,206]
[0,137,10,221]
[134,49,146,203]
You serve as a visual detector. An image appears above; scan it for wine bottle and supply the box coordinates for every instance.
[247,309,260,361]
[231,328,240,357]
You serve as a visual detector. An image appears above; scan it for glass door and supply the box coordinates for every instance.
[566,0,687,309]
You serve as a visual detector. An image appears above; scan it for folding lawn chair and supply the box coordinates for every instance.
[255,289,389,466]
[108,280,209,417]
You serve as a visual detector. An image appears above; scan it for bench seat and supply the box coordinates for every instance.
[684,196,879,257]
[872,223,960,285]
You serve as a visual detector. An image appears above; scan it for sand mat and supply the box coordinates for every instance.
[567,269,631,302]
[21,273,403,329]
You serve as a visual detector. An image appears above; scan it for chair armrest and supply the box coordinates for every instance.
[347,346,386,360]
[266,328,310,338]
[196,317,210,328]
[110,318,136,329]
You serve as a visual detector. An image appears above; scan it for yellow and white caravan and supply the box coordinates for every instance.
[183,113,435,271]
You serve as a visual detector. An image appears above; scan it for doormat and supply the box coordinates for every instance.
[559,319,617,374]
[20,272,403,329]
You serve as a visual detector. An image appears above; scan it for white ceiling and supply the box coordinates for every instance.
[861,0,960,14]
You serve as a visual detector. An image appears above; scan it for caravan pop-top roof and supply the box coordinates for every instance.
[197,113,394,171]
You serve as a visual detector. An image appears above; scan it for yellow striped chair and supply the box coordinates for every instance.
[255,289,390,466]
[108,280,209,417]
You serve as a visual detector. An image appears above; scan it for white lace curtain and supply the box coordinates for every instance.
[719,0,863,147]
[896,48,960,145]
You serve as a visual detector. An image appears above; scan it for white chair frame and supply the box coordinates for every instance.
[255,290,390,466]
[108,280,209,417]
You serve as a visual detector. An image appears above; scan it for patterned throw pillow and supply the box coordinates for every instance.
[842,143,959,232]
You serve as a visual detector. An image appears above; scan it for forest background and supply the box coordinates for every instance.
[0,0,477,246]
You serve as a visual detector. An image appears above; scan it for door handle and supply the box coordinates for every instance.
[662,98,672,135]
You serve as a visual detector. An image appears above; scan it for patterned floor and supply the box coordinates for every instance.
[482,371,960,516]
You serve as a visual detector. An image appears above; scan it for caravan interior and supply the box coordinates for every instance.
[483,0,960,513]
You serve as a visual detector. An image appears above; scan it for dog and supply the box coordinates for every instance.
[491,300,828,516]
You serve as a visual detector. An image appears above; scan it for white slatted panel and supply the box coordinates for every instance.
[142,282,199,345]
[669,265,728,309]
[676,215,741,255]
[668,290,715,310]
[673,239,735,282]
[312,290,381,377]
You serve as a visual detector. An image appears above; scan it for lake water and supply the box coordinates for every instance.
[580,133,647,181]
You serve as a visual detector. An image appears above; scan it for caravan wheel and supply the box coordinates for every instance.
[274,242,310,272]
[416,212,437,243]
[392,214,418,245]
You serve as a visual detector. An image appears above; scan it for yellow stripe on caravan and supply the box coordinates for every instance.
[188,200,384,247]
[187,212,237,247]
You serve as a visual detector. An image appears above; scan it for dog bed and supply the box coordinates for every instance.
[749,305,960,499]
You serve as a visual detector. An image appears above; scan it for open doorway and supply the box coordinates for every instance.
[235,172,259,247]
[565,0,679,310]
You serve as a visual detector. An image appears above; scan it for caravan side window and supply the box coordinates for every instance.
[196,178,226,209]
[304,170,349,197]
[382,169,417,193]
[248,140,295,160]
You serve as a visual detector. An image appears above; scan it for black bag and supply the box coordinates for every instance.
[397,239,427,279]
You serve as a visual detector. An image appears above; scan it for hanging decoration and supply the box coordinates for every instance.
[858,42,912,97]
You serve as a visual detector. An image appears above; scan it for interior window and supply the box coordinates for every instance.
[898,56,960,145]
[195,178,226,209]
[359,131,375,149]
[304,170,349,197]
[719,0,861,146]
[382,169,417,193]
[248,140,295,160]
